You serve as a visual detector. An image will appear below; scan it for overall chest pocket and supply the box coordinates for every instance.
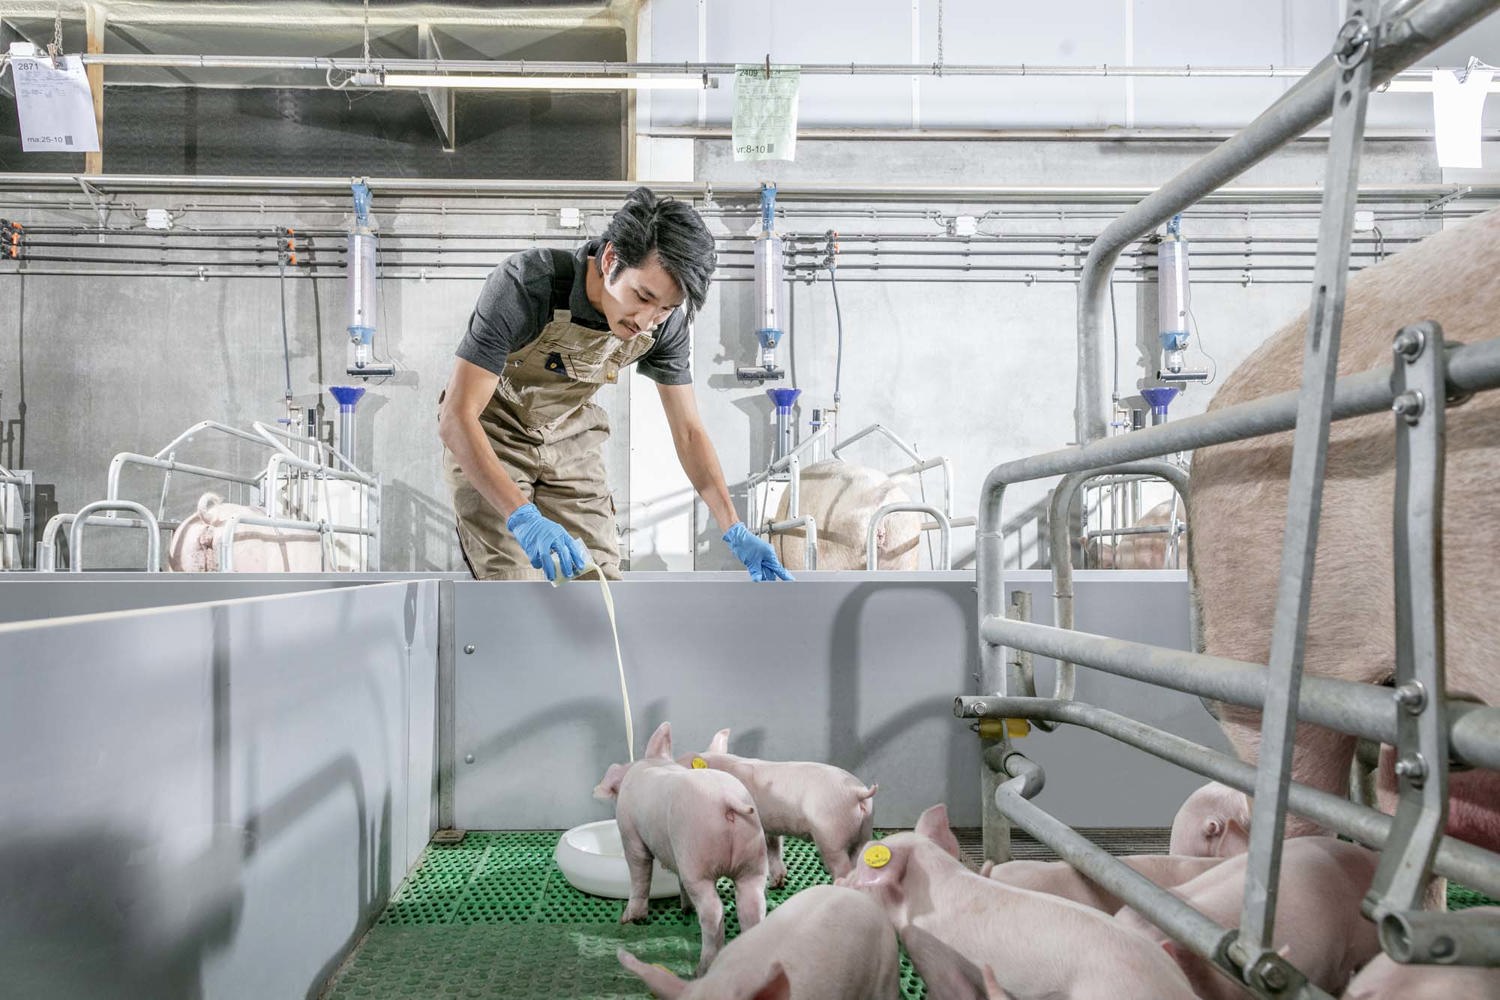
[567,333,652,384]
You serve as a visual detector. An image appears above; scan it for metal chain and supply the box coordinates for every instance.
[362,0,371,67]
[937,0,945,75]
[48,2,63,58]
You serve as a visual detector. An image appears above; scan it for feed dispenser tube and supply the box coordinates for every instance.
[328,386,367,464]
[1155,215,1209,384]
[346,180,394,378]
[737,183,788,384]
[1140,386,1180,426]
[767,387,802,463]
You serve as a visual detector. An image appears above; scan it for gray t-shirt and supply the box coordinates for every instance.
[456,240,692,386]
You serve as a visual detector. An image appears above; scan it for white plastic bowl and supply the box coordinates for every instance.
[555,819,681,899]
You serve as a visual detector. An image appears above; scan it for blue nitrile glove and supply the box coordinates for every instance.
[723,522,794,582]
[506,503,589,582]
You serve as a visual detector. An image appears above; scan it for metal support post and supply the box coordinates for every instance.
[63,500,162,572]
[1047,460,1192,709]
[866,502,952,569]
[979,590,1031,863]
[1235,6,1377,979]
[1363,322,1452,949]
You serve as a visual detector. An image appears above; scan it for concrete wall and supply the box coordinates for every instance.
[0,135,1452,572]
[4,0,1497,571]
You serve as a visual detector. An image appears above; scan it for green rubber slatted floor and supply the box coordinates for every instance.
[324,831,929,1000]
[323,830,1499,1000]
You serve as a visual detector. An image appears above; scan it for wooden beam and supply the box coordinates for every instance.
[85,3,105,174]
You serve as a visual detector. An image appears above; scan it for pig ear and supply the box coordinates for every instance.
[645,722,673,760]
[593,763,628,801]
[982,965,1013,1000]
[900,925,987,1000]
[617,949,687,999]
[916,804,962,859]
[1162,940,1193,970]
[846,840,909,901]
[707,729,730,754]
[745,962,791,1000]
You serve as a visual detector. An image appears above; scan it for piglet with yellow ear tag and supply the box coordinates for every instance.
[675,727,877,886]
[838,804,1198,1000]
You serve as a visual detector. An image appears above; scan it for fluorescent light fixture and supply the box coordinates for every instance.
[378,73,711,91]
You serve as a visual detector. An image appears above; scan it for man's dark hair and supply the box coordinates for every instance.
[600,186,717,318]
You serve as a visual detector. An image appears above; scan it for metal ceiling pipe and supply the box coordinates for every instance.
[642,126,1500,142]
[2,174,1498,205]
[1074,0,1500,445]
[61,53,1470,84]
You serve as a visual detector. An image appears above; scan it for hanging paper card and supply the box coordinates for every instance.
[732,64,799,162]
[10,50,101,153]
[1432,67,1492,169]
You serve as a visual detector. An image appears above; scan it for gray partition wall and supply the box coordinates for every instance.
[0,581,440,1000]
[452,570,1229,830]
[0,571,469,625]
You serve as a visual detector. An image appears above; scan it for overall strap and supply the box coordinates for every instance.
[548,247,577,311]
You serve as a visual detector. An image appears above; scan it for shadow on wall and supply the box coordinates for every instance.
[623,493,692,572]
[469,696,669,821]
[828,582,980,817]
[690,391,780,570]
[0,827,236,1000]
[0,769,394,1000]
[384,479,462,571]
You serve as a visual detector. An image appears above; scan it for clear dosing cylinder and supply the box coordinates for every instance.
[754,232,787,352]
[1157,233,1190,374]
[339,407,356,462]
[347,228,378,366]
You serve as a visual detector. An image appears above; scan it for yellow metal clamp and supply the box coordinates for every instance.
[977,717,1031,740]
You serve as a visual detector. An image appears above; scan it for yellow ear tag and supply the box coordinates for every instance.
[691,756,708,769]
[863,844,892,869]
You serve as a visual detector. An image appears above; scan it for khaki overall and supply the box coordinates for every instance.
[444,310,654,580]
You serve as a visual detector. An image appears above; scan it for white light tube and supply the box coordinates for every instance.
[379,73,709,91]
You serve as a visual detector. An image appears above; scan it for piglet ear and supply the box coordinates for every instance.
[707,728,731,754]
[617,949,687,999]
[982,965,1013,1000]
[915,804,962,860]
[900,925,988,1000]
[1223,818,1252,856]
[593,763,629,801]
[745,962,792,1000]
[844,840,909,902]
[1162,940,1191,968]
[645,722,673,760]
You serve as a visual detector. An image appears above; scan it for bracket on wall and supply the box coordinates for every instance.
[417,23,456,153]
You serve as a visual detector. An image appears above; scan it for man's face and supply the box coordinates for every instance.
[598,243,684,342]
